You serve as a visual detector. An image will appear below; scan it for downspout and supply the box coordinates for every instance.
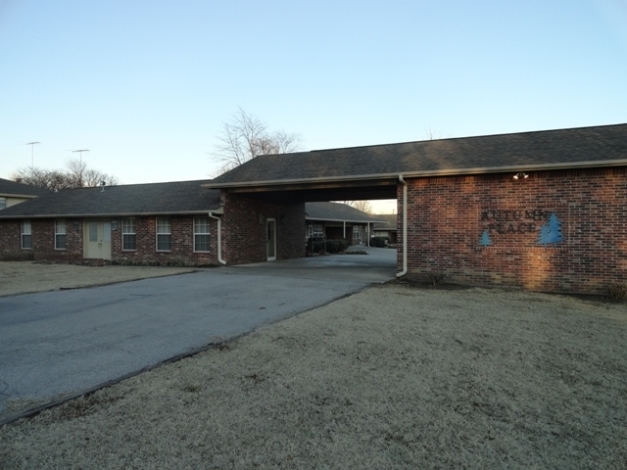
[208,211,226,265]
[396,175,408,277]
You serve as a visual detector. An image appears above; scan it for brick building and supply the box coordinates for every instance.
[305,202,384,245]
[205,123,627,294]
[1,123,627,294]
[0,182,375,267]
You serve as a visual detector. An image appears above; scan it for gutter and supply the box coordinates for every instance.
[0,210,220,220]
[208,211,226,265]
[396,175,408,278]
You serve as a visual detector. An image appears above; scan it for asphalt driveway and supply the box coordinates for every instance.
[0,247,396,423]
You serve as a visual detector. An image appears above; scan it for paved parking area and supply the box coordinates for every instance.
[0,247,396,423]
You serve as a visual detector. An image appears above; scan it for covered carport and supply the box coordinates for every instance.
[203,169,403,274]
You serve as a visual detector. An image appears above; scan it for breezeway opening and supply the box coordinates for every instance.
[219,179,401,277]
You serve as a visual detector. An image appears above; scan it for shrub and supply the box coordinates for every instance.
[608,284,627,301]
[428,271,446,286]
[325,239,349,253]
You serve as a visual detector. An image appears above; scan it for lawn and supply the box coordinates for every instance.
[1,284,626,469]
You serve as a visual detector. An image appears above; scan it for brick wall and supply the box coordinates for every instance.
[222,193,306,264]
[0,215,220,266]
[0,220,29,260]
[110,215,218,266]
[398,168,627,294]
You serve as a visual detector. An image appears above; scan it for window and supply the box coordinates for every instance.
[122,218,136,251]
[194,216,210,252]
[55,219,67,249]
[21,220,32,249]
[310,224,324,238]
[352,225,361,241]
[156,217,171,251]
[0,197,6,210]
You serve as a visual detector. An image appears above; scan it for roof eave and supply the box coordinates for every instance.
[306,217,386,224]
[203,159,627,189]
[0,193,39,199]
[0,209,222,220]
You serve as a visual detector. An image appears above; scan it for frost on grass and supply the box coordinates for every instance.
[1,285,626,469]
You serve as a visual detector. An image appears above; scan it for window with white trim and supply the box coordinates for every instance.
[194,216,210,252]
[0,197,6,210]
[310,224,324,238]
[55,219,67,249]
[21,220,32,249]
[156,217,171,251]
[122,218,136,251]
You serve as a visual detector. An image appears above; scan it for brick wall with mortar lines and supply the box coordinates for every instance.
[397,168,627,294]
[0,218,84,262]
[0,220,28,260]
[0,216,219,265]
[221,193,305,265]
[110,215,218,266]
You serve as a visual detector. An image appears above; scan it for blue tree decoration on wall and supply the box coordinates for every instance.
[537,213,563,245]
[479,230,493,246]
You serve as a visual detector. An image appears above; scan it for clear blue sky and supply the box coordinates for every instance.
[1,0,626,189]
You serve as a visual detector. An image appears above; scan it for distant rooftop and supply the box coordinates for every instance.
[0,178,50,198]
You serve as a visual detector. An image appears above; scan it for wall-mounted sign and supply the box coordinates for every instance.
[479,209,563,247]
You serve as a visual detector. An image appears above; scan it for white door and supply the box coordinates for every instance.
[266,218,276,261]
[84,221,112,259]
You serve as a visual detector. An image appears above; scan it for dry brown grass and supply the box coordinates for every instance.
[0,261,195,297]
[1,284,626,469]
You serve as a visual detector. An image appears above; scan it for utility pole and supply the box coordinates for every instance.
[72,149,90,187]
[72,149,90,165]
[26,142,40,167]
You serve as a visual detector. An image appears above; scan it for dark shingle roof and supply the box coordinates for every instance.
[372,214,398,229]
[0,178,50,197]
[207,123,627,187]
[305,202,384,223]
[0,180,221,219]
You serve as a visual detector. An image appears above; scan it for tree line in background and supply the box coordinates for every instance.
[10,108,377,213]
[12,158,119,191]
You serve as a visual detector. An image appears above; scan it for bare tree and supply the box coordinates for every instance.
[424,127,441,140]
[12,158,118,190]
[214,108,302,172]
[66,158,118,188]
[339,200,373,214]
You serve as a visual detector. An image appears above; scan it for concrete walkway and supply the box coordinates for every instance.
[0,247,396,423]
[224,245,397,283]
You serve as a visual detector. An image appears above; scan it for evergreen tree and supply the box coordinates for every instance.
[479,230,492,246]
[537,213,563,245]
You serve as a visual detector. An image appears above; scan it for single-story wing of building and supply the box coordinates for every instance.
[0,181,377,266]
[0,179,224,265]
